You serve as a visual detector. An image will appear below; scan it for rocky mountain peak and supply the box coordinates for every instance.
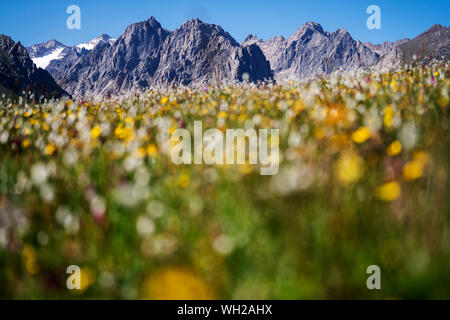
[334,28,350,37]
[295,21,325,35]
[96,34,113,41]
[244,34,258,42]
[288,21,328,44]
[146,16,161,26]
[424,24,447,35]
[27,39,67,59]
[43,39,65,49]
[122,17,166,39]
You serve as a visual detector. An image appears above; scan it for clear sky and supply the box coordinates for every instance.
[1,0,449,47]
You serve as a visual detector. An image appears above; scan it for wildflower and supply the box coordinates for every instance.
[21,139,30,148]
[125,116,134,124]
[136,215,155,237]
[135,147,146,158]
[147,144,159,157]
[79,267,96,292]
[177,174,190,188]
[218,111,227,118]
[90,125,101,139]
[387,140,402,156]
[22,245,39,274]
[403,151,430,181]
[403,161,423,181]
[142,267,215,300]
[160,96,169,105]
[314,128,325,140]
[334,150,364,186]
[114,126,134,142]
[44,143,56,155]
[375,182,401,202]
[238,164,253,175]
[352,127,371,144]
[31,163,48,184]
[213,234,234,256]
[383,106,394,128]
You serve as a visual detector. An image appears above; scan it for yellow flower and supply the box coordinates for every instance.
[383,106,394,128]
[44,143,56,155]
[238,164,253,175]
[142,267,215,300]
[413,151,430,167]
[22,139,31,148]
[375,182,401,202]
[125,116,134,124]
[387,140,402,156]
[334,150,364,186]
[135,147,146,158]
[237,114,247,122]
[352,127,371,144]
[314,128,325,140]
[160,96,169,105]
[115,126,134,142]
[177,174,190,188]
[403,161,423,181]
[403,151,429,181]
[147,144,159,157]
[22,245,39,274]
[218,111,227,118]
[79,267,96,292]
[90,125,101,139]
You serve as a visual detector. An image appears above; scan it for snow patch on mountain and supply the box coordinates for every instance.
[32,47,66,69]
[76,35,116,51]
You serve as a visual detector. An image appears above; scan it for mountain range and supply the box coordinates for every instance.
[0,17,448,99]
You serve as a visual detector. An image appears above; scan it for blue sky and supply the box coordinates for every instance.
[1,0,449,47]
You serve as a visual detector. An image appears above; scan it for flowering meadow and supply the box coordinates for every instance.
[0,64,449,299]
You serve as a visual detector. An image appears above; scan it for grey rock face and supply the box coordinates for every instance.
[51,17,272,98]
[399,24,450,63]
[152,19,272,86]
[363,39,409,57]
[242,34,286,75]
[375,24,450,71]
[46,47,88,83]
[243,22,379,82]
[59,17,170,97]
[0,35,67,99]
[374,46,405,71]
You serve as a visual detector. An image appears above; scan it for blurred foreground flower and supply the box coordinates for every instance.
[142,267,215,300]
[334,150,364,186]
[375,182,401,202]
